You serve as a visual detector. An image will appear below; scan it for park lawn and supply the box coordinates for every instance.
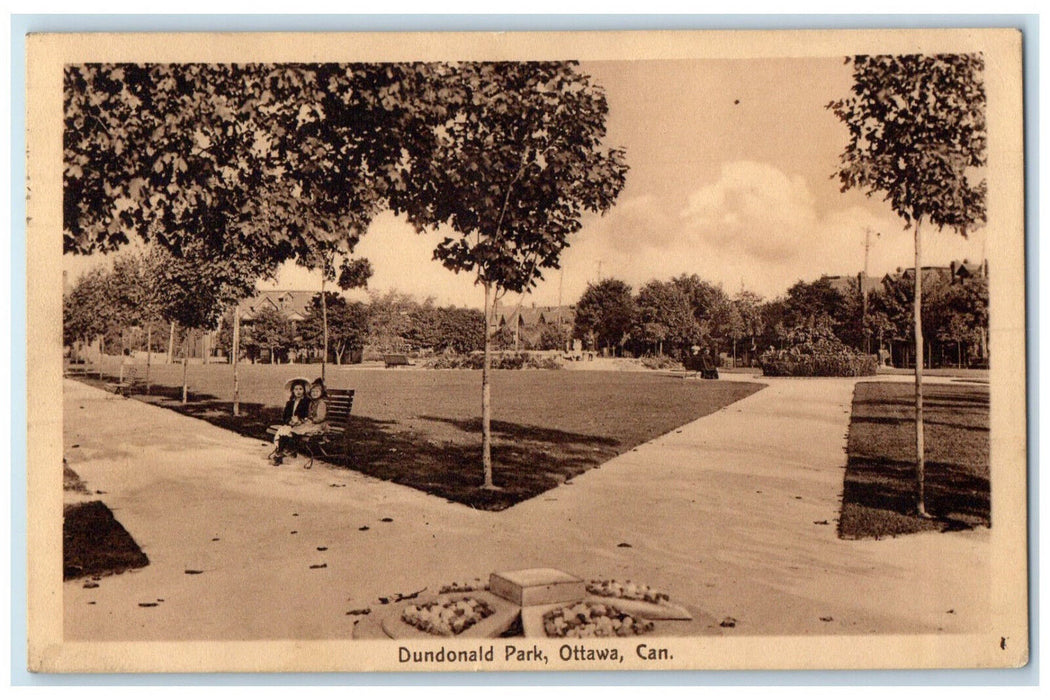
[79,364,765,510]
[838,380,990,539]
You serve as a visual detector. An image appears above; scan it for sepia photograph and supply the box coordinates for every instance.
[24,27,1028,673]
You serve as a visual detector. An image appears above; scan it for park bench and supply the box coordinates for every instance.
[267,388,355,469]
[683,354,719,380]
[383,353,414,368]
[64,359,91,377]
[104,366,140,397]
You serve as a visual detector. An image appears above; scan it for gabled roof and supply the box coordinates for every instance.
[821,274,880,297]
[239,290,318,322]
[493,303,576,328]
[953,259,987,279]
[882,266,954,286]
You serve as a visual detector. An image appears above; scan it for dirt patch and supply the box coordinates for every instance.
[64,500,150,580]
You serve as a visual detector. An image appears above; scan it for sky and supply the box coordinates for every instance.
[65,57,988,309]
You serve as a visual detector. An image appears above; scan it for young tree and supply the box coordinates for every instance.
[366,290,421,354]
[64,63,406,408]
[728,290,765,366]
[671,274,731,357]
[429,306,486,354]
[573,279,636,355]
[300,293,370,365]
[392,62,628,489]
[63,266,124,376]
[633,280,700,358]
[250,307,295,365]
[829,54,987,516]
[537,323,571,352]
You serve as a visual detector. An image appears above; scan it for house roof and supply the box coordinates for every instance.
[493,303,576,328]
[239,290,318,322]
[821,274,881,297]
[953,259,987,279]
[882,260,987,286]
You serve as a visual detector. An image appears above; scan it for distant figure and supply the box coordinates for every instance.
[271,378,329,467]
[269,378,310,464]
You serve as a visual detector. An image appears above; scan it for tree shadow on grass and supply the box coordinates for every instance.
[419,415,620,449]
[852,391,990,412]
[118,389,615,511]
[841,458,989,525]
[849,415,990,432]
[339,416,622,510]
[838,382,991,540]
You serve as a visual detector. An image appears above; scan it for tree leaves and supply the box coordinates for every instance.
[827,53,987,233]
[389,62,629,297]
[574,278,636,352]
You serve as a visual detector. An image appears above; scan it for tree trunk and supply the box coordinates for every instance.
[168,320,176,364]
[145,325,152,395]
[181,355,189,405]
[321,276,328,382]
[481,282,495,489]
[99,336,105,379]
[232,307,241,416]
[913,219,929,517]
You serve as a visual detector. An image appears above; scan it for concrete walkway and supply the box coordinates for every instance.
[62,375,989,641]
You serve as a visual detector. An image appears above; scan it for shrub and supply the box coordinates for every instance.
[759,339,877,377]
[420,352,563,370]
[640,355,682,370]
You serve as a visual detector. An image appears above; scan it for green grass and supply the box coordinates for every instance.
[77,363,764,510]
[839,381,990,539]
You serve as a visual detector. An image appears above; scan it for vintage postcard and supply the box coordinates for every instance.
[26,28,1027,673]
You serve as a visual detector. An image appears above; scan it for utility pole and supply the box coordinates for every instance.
[862,227,879,354]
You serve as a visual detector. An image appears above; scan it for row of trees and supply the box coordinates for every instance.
[64,257,496,365]
[571,270,988,369]
[65,61,628,488]
[573,275,760,362]
[221,291,490,362]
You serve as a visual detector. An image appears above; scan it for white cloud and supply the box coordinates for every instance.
[542,160,989,302]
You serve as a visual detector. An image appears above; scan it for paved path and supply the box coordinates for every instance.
[62,376,989,641]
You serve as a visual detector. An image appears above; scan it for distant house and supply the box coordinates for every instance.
[237,290,321,364]
[238,290,317,323]
[820,272,881,298]
[490,301,576,350]
[876,260,988,369]
[880,259,987,288]
[491,302,575,333]
[950,258,989,282]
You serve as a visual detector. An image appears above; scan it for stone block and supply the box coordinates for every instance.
[489,568,585,606]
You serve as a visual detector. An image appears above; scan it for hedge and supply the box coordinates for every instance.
[422,352,564,370]
[759,341,877,377]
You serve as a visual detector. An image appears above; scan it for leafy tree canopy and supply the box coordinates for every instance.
[574,278,636,351]
[827,54,987,233]
[391,61,629,296]
[63,63,412,275]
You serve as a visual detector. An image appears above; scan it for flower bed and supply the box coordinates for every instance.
[542,602,654,638]
[586,579,669,604]
[401,597,495,637]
